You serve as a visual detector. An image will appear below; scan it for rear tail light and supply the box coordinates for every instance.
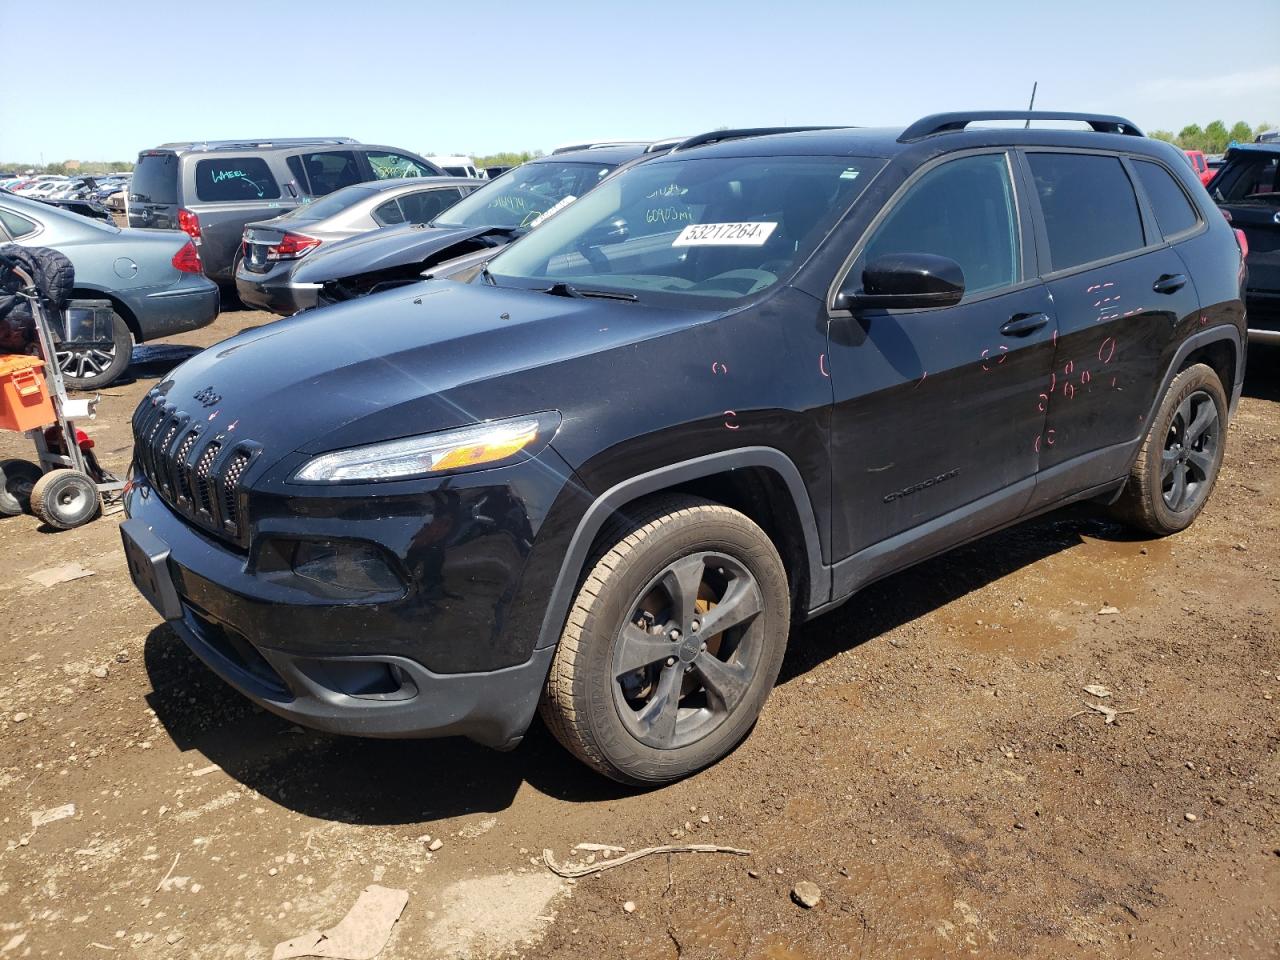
[171,240,203,273]
[266,232,321,261]
[1233,228,1249,260]
[178,208,202,245]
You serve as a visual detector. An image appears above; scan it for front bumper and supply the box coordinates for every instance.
[172,601,553,747]
[120,446,579,747]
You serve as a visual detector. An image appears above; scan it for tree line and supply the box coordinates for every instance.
[0,160,134,175]
[1148,121,1275,154]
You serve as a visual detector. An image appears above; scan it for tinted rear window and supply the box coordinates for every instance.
[194,157,281,202]
[1028,153,1146,272]
[1133,160,1200,238]
[130,153,179,204]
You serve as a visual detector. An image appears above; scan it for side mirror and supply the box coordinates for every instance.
[834,253,965,311]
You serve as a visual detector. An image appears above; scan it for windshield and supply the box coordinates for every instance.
[279,183,377,222]
[433,161,615,229]
[486,155,883,303]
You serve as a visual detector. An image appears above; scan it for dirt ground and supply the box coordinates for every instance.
[0,305,1276,960]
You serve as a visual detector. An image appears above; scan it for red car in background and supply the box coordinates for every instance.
[1185,149,1213,186]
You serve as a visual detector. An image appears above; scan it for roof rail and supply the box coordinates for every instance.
[898,112,1143,143]
[155,137,360,152]
[644,136,689,154]
[550,140,651,155]
[670,126,846,153]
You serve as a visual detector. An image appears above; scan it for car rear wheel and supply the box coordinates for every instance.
[55,310,132,390]
[540,495,790,785]
[1111,362,1227,535]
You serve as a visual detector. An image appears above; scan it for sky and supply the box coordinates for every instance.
[1,0,1277,163]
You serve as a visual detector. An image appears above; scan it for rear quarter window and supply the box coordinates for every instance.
[1133,160,1200,238]
[194,157,281,202]
[0,207,39,239]
[1028,153,1146,272]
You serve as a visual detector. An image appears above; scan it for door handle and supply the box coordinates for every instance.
[1153,273,1187,294]
[1000,312,1050,336]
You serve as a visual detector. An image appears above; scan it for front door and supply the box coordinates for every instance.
[826,151,1057,587]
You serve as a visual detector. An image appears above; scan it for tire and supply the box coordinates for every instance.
[30,469,100,530]
[540,494,790,785]
[56,310,132,390]
[1111,362,1228,536]
[0,459,43,516]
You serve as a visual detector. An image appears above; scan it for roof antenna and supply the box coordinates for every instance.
[1024,82,1038,128]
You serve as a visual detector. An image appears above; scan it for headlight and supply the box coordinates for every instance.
[293,413,559,483]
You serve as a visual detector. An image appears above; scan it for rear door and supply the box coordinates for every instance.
[1022,150,1199,505]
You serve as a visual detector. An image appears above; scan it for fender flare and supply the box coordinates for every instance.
[1146,324,1243,425]
[535,446,829,650]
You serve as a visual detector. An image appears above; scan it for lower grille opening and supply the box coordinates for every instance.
[296,659,418,702]
[186,608,291,701]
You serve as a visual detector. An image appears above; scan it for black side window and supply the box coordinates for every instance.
[298,151,362,196]
[398,188,462,224]
[0,207,39,239]
[1216,155,1279,204]
[1027,153,1145,272]
[862,153,1020,297]
[1133,160,1200,238]
[194,157,281,202]
[372,198,406,226]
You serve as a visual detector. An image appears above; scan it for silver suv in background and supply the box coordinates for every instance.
[235,176,481,314]
[127,138,443,289]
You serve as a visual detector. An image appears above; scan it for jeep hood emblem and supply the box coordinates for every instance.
[193,386,222,408]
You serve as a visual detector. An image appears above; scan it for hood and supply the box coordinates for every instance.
[150,279,707,469]
[290,224,501,284]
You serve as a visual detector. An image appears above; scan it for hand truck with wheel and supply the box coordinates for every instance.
[0,259,123,529]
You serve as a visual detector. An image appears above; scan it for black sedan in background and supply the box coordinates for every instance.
[257,143,667,316]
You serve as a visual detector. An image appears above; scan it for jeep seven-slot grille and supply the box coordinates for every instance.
[131,392,259,547]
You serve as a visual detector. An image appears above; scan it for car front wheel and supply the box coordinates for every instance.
[540,495,790,785]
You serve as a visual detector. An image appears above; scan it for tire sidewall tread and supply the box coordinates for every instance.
[30,469,100,529]
[540,495,789,786]
[1112,363,1227,536]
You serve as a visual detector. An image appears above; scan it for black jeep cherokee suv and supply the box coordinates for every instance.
[121,113,1247,785]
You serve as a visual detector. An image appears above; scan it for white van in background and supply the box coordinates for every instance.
[424,155,485,179]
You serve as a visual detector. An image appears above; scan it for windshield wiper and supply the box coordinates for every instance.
[543,281,638,302]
